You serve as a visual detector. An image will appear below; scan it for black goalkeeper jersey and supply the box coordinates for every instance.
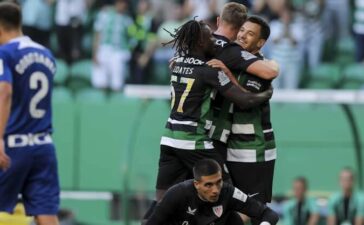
[146,180,278,225]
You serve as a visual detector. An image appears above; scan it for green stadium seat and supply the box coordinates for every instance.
[127,99,170,193]
[52,88,76,189]
[77,93,144,191]
[70,59,92,80]
[335,38,355,66]
[55,59,69,85]
[67,60,93,92]
[75,88,107,103]
[341,63,364,89]
[306,63,342,89]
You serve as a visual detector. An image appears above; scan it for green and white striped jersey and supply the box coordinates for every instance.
[94,7,134,50]
[211,53,276,163]
[161,55,233,150]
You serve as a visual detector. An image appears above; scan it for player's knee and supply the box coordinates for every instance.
[34,215,59,225]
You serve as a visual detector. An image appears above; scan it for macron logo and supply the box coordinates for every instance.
[187,206,197,215]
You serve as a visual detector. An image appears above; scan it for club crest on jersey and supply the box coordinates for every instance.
[241,51,256,60]
[212,205,223,217]
[218,71,230,86]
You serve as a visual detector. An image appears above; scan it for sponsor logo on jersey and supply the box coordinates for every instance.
[248,193,259,198]
[186,206,197,215]
[218,71,230,86]
[246,80,262,91]
[215,39,228,48]
[7,133,52,148]
[241,51,257,60]
[0,59,3,76]
[212,205,223,217]
[182,221,189,225]
[233,188,248,202]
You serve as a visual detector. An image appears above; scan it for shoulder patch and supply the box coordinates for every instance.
[241,51,257,60]
[218,71,230,86]
[233,188,247,202]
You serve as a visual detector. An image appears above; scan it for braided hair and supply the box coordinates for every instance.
[163,19,208,56]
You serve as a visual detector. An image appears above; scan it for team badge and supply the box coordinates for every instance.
[218,71,230,86]
[241,51,256,60]
[212,205,223,217]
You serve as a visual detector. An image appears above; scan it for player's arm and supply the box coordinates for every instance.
[217,46,278,80]
[0,57,13,171]
[223,84,273,110]
[204,69,273,110]
[229,187,279,225]
[207,59,239,86]
[307,198,320,225]
[326,196,337,225]
[355,195,364,225]
[246,59,279,80]
[146,185,182,225]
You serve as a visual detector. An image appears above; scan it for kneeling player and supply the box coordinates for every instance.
[146,159,279,225]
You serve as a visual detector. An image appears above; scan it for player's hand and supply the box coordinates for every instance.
[138,54,149,68]
[0,139,10,171]
[207,59,239,85]
[169,57,176,70]
[266,59,280,74]
[206,59,228,72]
[260,85,273,100]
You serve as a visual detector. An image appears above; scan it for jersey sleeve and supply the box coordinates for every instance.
[202,68,233,93]
[0,53,13,84]
[215,45,260,72]
[146,185,183,225]
[308,197,319,214]
[326,194,339,216]
[228,186,267,218]
[357,193,364,218]
[94,9,107,32]
[282,200,294,225]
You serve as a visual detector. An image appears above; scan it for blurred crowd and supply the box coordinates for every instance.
[274,168,364,225]
[10,0,364,91]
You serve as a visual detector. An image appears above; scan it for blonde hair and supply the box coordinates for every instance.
[220,2,248,30]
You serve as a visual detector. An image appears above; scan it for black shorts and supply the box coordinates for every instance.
[226,160,275,203]
[156,145,231,190]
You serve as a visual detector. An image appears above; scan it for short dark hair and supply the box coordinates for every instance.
[193,159,221,181]
[0,2,21,31]
[246,15,270,40]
